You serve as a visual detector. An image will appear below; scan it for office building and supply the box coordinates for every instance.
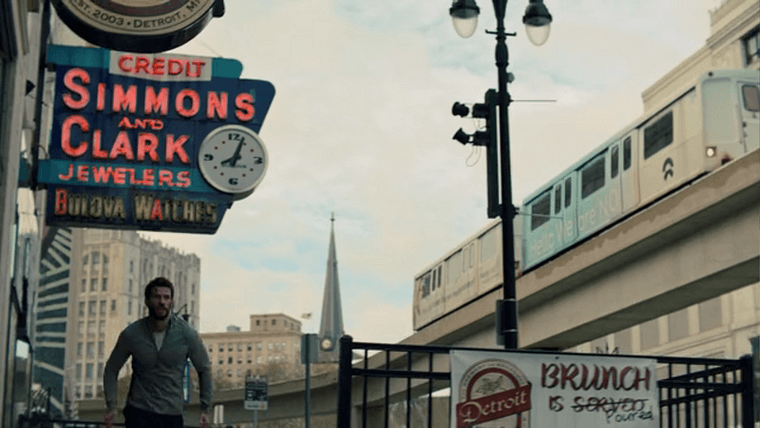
[201,314,303,387]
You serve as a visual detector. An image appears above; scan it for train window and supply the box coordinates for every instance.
[743,85,759,112]
[564,178,572,208]
[611,145,619,178]
[470,243,476,267]
[581,156,605,199]
[623,137,632,170]
[422,274,431,297]
[643,111,673,159]
[554,186,561,214]
[432,268,438,291]
[530,191,551,230]
[436,265,442,288]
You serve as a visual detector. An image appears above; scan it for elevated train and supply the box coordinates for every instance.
[413,69,760,331]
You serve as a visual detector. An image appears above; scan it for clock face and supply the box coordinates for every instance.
[321,338,333,351]
[198,125,269,195]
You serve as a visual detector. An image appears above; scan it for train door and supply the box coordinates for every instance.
[558,174,576,247]
[739,82,759,152]
[607,140,624,220]
[620,133,640,212]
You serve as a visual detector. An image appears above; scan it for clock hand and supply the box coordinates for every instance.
[221,140,244,167]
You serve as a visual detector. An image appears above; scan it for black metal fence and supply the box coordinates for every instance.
[338,335,755,428]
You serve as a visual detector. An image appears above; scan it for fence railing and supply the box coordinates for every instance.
[337,335,754,428]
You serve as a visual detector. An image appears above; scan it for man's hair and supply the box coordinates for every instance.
[144,277,174,300]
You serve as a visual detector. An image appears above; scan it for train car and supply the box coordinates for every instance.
[412,218,521,331]
[412,68,758,332]
[521,69,759,270]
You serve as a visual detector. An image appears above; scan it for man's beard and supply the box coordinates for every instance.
[149,306,171,320]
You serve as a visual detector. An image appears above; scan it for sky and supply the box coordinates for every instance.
[140,0,725,343]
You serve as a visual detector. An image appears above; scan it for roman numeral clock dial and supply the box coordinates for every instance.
[198,125,269,199]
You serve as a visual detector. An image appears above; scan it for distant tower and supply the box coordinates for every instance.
[317,213,345,362]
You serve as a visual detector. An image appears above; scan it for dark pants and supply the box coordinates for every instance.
[123,405,183,428]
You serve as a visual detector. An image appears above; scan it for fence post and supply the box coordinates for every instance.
[740,354,755,427]
[337,335,353,428]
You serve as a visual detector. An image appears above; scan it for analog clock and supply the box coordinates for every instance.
[320,338,333,351]
[198,125,269,197]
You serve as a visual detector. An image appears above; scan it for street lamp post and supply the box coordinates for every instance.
[449,0,552,350]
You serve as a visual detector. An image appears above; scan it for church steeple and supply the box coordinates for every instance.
[317,213,344,362]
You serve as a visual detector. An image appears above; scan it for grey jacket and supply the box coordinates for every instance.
[104,315,213,415]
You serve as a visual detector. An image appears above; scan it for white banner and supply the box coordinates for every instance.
[451,350,659,428]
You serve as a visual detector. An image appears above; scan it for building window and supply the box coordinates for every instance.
[228,357,232,364]
[256,342,262,350]
[247,356,252,364]
[237,343,243,352]
[219,345,224,352]
[256,356,262,364]
[78,321,84,337]
[129,279,133,293]
[79,302,85,316]
[128,301,132,316]
[88,321,95,337]
[227,370,232,378]
[81,279,86,292]
[272,320,276,326]
[130,260,134,273]
[111,300,116,312]
[218,359,224,365]
[247,343,252,351]
[99,300,106,316]
[256,320,260,326]
[268,342,273,351]
[743,27,759,66]
[102,278,108,291]
[77,342,83,357]
[90,278,98,291]
[98,341,104,356]
[237,357,242,364]
[99,320,105,336]
[87,342,94,358]
[83,255,88,266]
[191,283,196,295]
[88,301,96,316]
[92,252,100,265]
[228,343,233,351]
[76,364,82,378]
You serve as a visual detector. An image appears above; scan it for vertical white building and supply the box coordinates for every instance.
[64,229,201,401]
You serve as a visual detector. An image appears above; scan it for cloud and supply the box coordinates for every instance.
[145,0,717,345]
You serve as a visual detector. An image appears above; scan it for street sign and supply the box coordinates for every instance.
[244,375,268,411]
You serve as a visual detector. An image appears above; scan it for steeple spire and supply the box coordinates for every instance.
[317,213,344,361]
